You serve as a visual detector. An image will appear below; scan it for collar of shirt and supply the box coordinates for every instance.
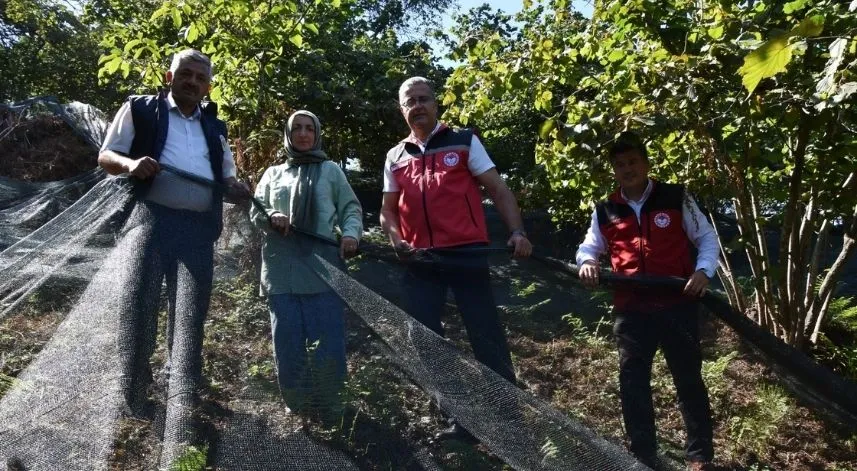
[410,121,442,149]
[166,92,201,120]
[621,178,653,204]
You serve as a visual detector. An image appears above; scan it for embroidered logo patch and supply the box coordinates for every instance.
[653,212,671,228]
[442,152,460,167]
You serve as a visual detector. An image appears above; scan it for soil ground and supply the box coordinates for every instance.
[2,207,856,470]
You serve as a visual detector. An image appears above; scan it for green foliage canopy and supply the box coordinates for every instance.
[443,0,857,346]
[95,0,449,177]
[0,0,126,108]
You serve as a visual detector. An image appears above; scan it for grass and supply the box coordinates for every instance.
[814,296,857,382]
[171,445,208,471]
[726,384,792,459]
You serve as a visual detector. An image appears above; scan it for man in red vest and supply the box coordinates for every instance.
[380,76,532,441]
[576,131,717,471]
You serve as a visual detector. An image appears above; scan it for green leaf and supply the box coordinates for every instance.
[738,34,794,94]
[105,57,123,75]
[150,6,168,21]
[792,15,824,38]
[209,86,222,102]
[186,23,199,43]
[123,39,141,53]
[305,23,319,35]
[171,9,182,29]
[783,0,811,14]
[536,89,553,111]
[708,26,724,40]
[539,119,556,140]
[607,49,625,62]
[289,34,303,48]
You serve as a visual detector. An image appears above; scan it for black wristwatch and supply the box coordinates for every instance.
[511,228,527,238]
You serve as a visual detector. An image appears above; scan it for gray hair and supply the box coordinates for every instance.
[169,49,213,78]
[398,76,434,99]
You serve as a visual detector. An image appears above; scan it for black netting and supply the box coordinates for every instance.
[305,253,648,471]
[0,224,129,469]
[1,97,107,251]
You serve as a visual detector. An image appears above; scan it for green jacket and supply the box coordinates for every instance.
[250,160,363,295]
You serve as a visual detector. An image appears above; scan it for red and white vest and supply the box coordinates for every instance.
[596,181,694,311]
[386,124,489,249]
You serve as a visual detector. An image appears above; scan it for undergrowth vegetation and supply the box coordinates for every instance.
[814,296,857,382]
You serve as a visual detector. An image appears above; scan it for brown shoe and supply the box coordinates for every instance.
[686,461,715,471]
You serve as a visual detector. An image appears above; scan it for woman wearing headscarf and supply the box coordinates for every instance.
[250,110,362,419]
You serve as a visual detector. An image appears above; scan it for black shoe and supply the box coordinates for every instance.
[434,422,478,443]
[7,457,26,471]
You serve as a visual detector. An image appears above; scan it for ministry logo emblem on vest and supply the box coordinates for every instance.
[442,152,460,167]
[654,212,671,228]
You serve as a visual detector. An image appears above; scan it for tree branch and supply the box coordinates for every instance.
[779,109,810,343]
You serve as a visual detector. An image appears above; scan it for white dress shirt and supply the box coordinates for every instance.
[575,179,719,278]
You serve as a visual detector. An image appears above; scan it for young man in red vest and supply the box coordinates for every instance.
[576,131,718,471]
[380,76,532,441]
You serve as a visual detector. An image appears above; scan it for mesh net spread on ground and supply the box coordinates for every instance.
[305,254,647,471]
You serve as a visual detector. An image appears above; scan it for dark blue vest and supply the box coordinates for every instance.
[126,93,226,239]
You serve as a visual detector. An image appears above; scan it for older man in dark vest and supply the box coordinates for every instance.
[98,49,248,454]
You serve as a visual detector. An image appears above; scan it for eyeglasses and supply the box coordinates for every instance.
[400,95,434,109]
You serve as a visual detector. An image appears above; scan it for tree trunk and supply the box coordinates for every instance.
[708,205,745,313]
[779,111,810,345]
[809,204,857,343]
[696,125,782,331]
[804,217,831,326]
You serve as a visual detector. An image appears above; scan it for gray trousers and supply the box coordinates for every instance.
[116,200,215,452]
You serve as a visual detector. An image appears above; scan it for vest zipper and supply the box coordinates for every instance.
[420,148,435,247]
[638,207,647,273]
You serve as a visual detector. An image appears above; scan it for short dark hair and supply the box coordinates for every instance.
[608,131,648,161]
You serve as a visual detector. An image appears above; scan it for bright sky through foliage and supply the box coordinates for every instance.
[449,0,593,17]
[433,0,593,65]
